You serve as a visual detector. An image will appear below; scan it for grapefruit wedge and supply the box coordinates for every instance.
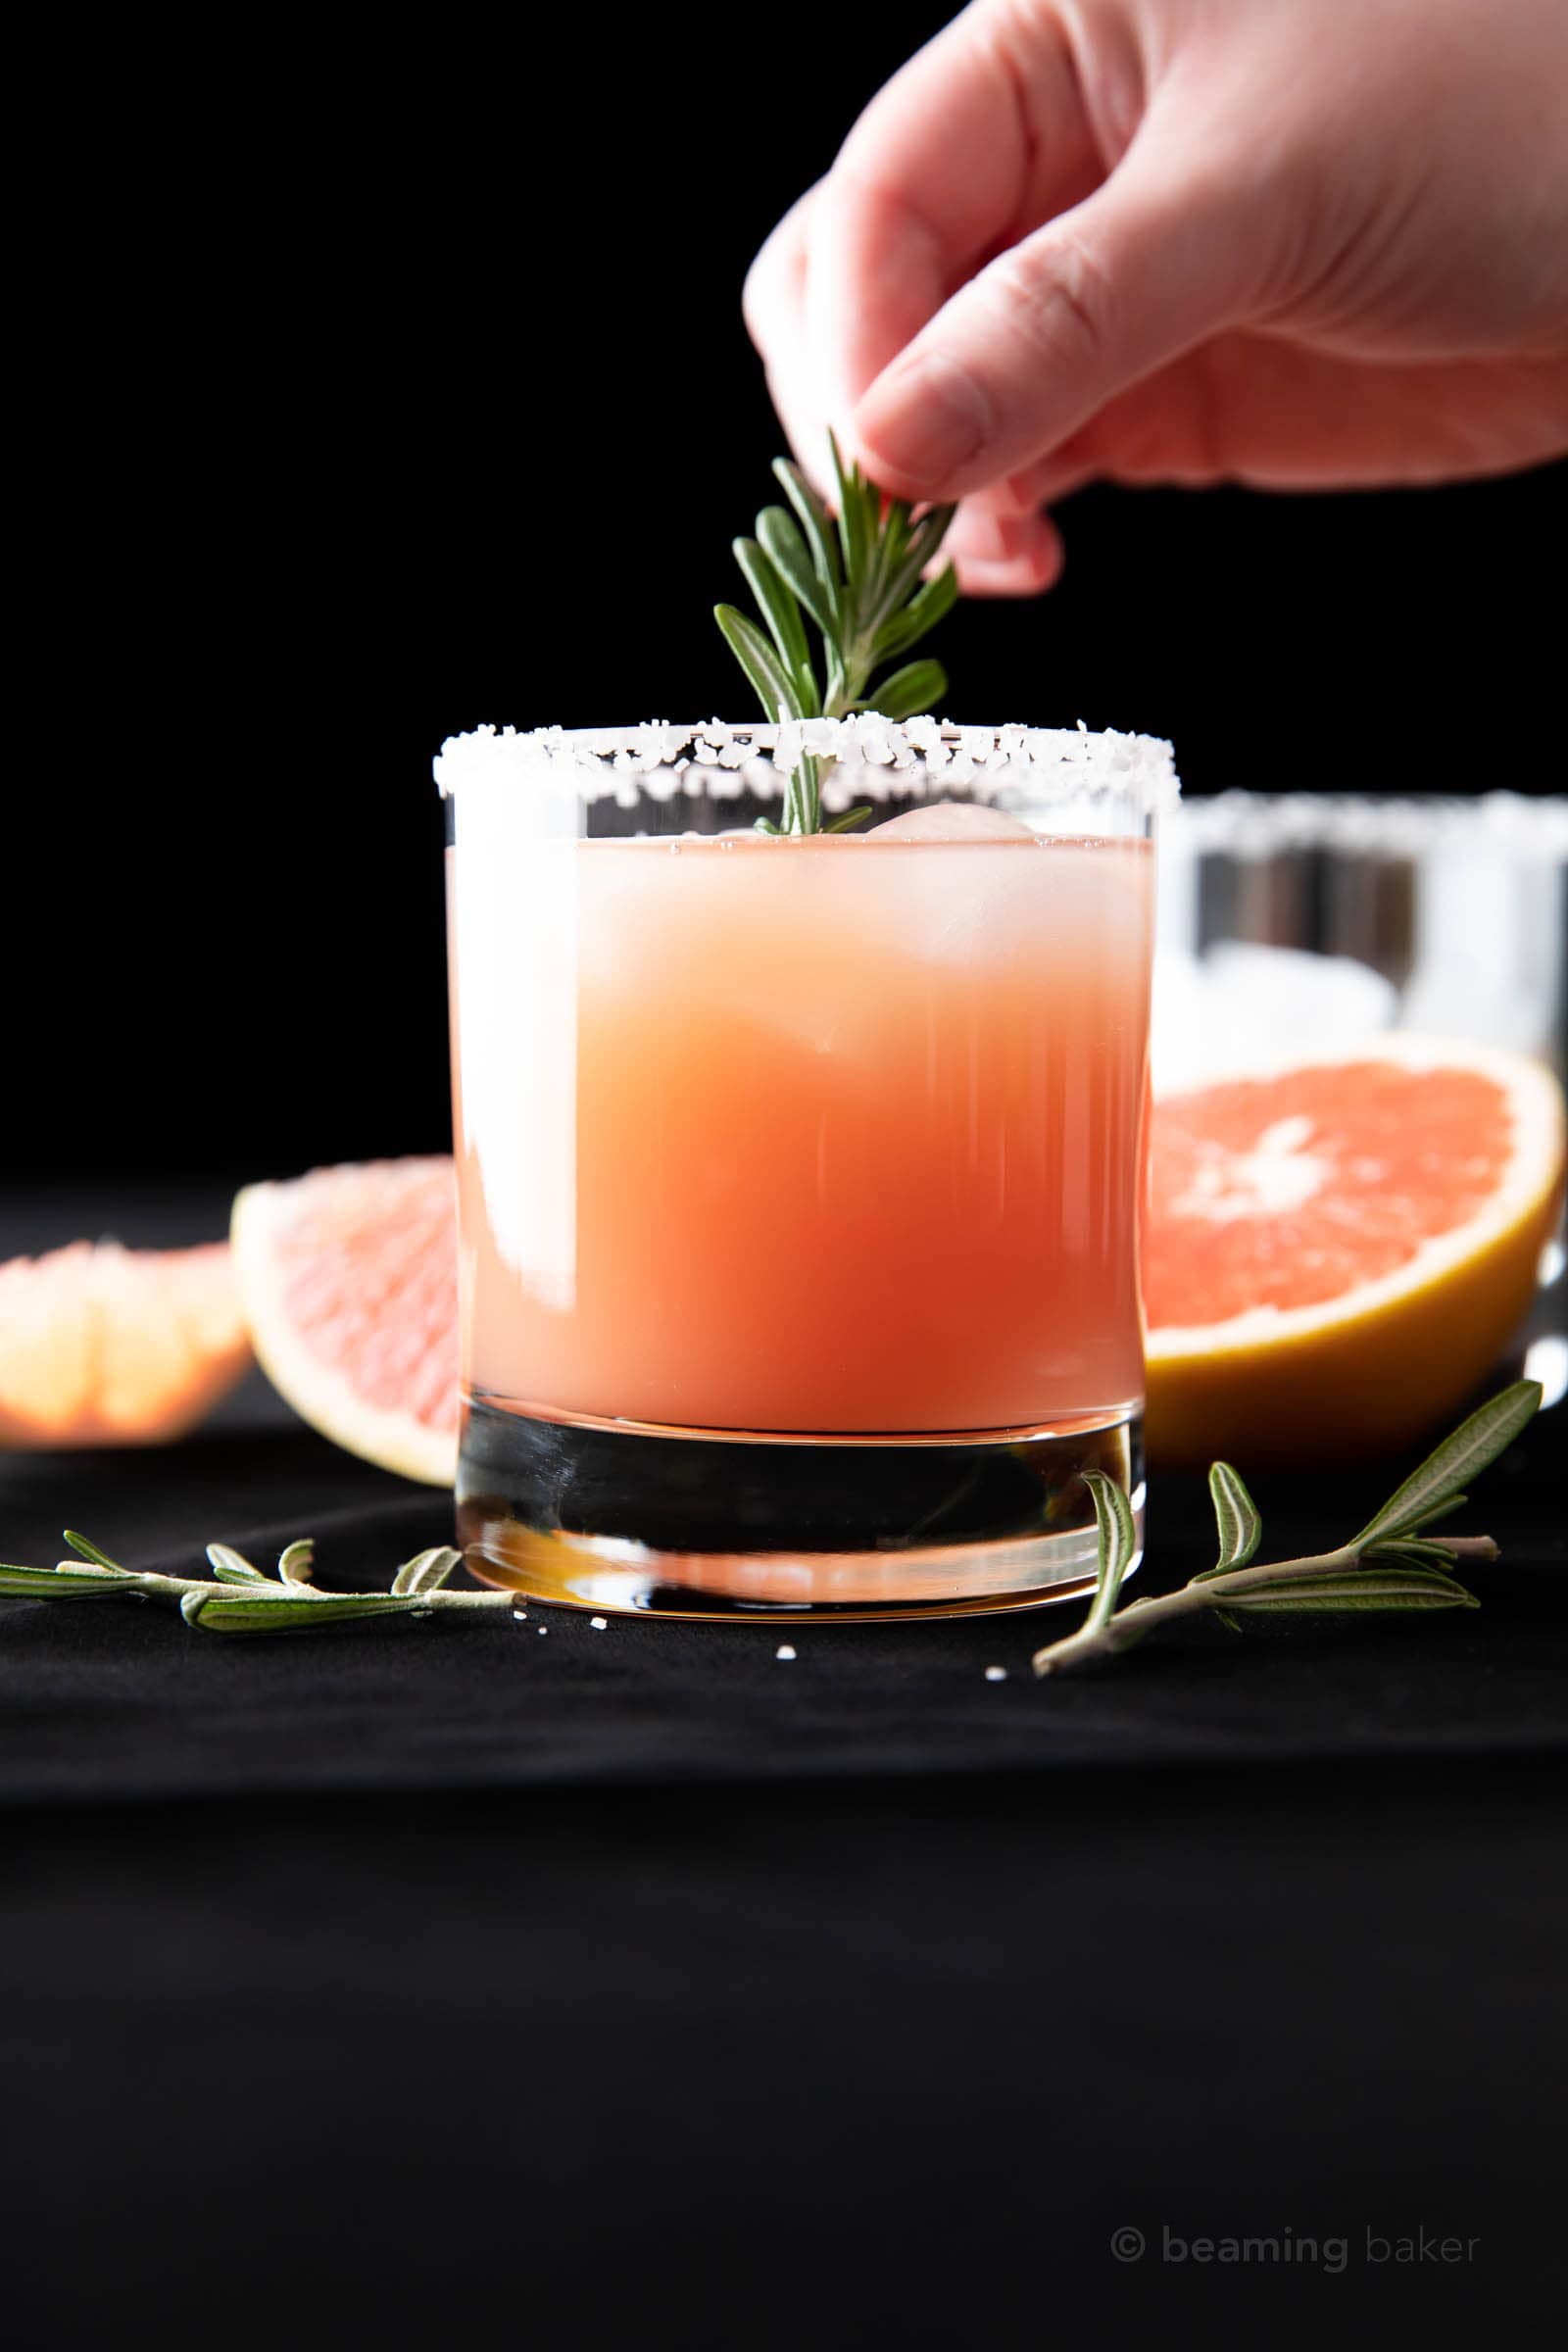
[230,1158,459,1485]
[0,1241,252,1448]
[1146,1038,1564,1466]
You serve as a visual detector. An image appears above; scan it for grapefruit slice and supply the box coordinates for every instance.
[0,1241,252,1447]
[230,1158,459,1485]
[1146,1038,1565,1466]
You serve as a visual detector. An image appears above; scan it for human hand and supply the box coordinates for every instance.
[745,0,1568,593]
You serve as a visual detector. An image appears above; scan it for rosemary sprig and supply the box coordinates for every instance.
[1032,1381,1543,1676]
[714,433,959,834]
[0,1532,516,1635]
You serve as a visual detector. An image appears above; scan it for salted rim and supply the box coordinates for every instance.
[1167,788,1568,859]
[434,717,1179,811]
[1146,1034,1566,1359]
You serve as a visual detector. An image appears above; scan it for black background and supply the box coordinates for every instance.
[13,3,1565,1185]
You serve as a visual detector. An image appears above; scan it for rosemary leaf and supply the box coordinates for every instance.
[731,537,817,710]
[1,1564,129,1600]
[206,1543,271,1587]
[1078,1470,1139,1639]
[391,1545,465,1597]
[873,508,956,632]
[831,431,872,587]
[757,506,837,638]
[1193,1460,1263,1580]
[1363,1535,1461,1568]
[1351,1380,1541,1547]
[1220,1567,1480,1614]
[859,658,947,721]
[277,1540,317,1588]
[873,564,959,664]
[772,458,842,608]
[63,1530,125,1571]
[713,605,802,721]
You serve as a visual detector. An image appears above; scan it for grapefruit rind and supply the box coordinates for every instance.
[1145,1037,1565,1467]
[230,1174,458,1488]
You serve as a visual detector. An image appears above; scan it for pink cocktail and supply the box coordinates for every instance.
[441,719,1172,1618]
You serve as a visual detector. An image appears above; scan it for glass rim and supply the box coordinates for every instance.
[434,716,1179,814]
[1167,787,1568,859]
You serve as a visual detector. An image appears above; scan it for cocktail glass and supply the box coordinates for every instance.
[438,717,1174,1619]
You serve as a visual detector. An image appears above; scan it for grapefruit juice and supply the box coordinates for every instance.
[458,833,1152,1435]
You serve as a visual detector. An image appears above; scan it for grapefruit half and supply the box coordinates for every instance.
[1146,1038,1564,1466]
[0,1241,252,1447]
[230,1157,459,1485]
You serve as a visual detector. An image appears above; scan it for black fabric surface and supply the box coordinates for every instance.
[3,1191,1565,2345]
[5,1761,1566,2348]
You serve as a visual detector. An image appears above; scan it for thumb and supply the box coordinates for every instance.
[848,131,1267,502]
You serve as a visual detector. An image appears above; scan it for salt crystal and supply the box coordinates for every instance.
[589,1616,608,1629]
[985,1665,1007,1683]
[775,1643,797,1661]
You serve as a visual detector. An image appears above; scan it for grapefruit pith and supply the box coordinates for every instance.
[1146,1038,1564,1466]
[0,1241,252,1447]
[230,1158,459,1485]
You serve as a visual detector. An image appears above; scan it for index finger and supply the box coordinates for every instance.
[806,2,1097,424]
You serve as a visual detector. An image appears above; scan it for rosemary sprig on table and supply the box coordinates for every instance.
[714,433,958,834]
[0,1383,1541,1649]
[1032,1380,1542,1676]
[0,1532,515,1635]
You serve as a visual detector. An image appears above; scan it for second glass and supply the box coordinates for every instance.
[439,717,1173,1618]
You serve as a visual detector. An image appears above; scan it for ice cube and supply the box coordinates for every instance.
[1152,945,1396,1093]
[868,802,1037,843]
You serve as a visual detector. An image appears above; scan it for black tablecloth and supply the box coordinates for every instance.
[3,1191,1565,2346]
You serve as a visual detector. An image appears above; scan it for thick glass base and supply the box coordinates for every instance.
[457,1395,1144,1621]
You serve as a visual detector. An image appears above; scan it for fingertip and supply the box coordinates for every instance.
[982,473,1046,518]
[850,351,993,504]
[953,518,1065,599]
[945,502,1054,568]
[1003,438,1099,512]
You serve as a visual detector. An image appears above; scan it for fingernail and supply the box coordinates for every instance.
[854,352,989,493]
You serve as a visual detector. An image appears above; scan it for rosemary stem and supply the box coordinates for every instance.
[1032,1535,1497,1677]
[1032,1575,1264,1676]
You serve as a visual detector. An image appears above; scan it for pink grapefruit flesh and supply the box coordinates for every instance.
[0,1240,252,1448]
[230,1158,459,1485]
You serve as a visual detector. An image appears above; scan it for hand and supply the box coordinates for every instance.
[745,0,1568,594]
